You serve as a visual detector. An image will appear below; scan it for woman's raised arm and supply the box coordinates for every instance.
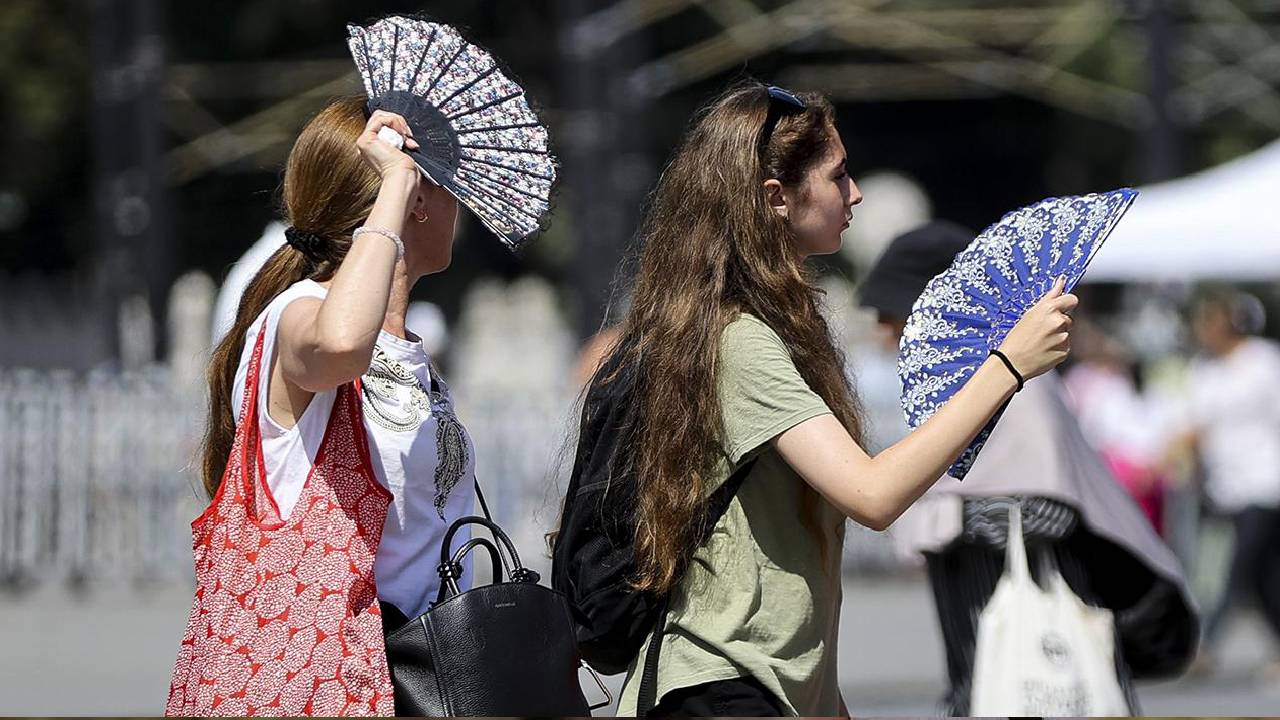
[278,110,421,392]
[776,277,1077,530]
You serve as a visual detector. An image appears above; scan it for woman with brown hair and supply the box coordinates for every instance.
[598,83,1078,716]
[167,16,556,716]
[168,95,468,718]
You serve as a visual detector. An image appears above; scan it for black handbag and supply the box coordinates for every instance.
[383,489,610,717]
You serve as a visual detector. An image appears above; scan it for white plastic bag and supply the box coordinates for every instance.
[970,505,1129,716]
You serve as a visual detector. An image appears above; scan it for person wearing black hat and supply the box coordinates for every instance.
[859,220,976,342]
[858,221,1198,716]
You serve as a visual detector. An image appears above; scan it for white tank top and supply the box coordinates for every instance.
[231,279,475,618]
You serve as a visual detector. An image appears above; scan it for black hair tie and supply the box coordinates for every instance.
[989,348,1025,392]
[284,226,325,258]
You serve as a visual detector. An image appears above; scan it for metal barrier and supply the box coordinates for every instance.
[0,367,203,587]
[0,364,906,589]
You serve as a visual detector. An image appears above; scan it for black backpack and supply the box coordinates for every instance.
[550,348,752,711]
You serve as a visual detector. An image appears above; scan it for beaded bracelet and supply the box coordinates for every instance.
[352,225,405,259]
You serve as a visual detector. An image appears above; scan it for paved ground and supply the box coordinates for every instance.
[2,574,1276,715]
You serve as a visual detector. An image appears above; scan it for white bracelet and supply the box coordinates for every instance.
[352,225,404,259]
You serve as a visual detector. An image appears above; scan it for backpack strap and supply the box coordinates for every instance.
[636,599,668,716]
[637,455,757,715]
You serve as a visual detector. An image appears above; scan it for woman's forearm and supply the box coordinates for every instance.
[867,356,1018,517]
[776,356,1018,530]
[779,278,1072,530]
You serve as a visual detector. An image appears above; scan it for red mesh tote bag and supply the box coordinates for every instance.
[166,323,395,717]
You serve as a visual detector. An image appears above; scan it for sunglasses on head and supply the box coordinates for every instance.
[761,85,807,150]
[767,85,805,109]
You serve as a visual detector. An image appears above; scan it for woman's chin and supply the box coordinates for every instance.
[813,237,843,257]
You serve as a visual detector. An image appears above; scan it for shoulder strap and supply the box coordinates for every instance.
[636,455,757,715]
[636,598,669,716]
[345,377,378,481]
[236,321,272,505]
[474,478,493,521]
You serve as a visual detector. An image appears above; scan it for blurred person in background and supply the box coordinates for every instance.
[210,222,287,346]
[572,324,622,388]
[1180,289,1280,671]
[1064,320,1169,534]
[861,221,1197,715]
[572,293,629,389]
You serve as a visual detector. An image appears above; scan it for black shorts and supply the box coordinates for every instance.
[649,676,785,717]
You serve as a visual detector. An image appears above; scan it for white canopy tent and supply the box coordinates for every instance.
[1084,139,1280,282]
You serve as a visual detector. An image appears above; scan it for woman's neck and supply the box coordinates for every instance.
[314,261,416,340]
[381,261,413,340]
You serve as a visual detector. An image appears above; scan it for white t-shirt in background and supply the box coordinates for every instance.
[1187,337,1280,512]
[231,279,476,618]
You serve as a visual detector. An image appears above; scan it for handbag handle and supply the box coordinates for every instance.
[442,515,524,570]
[1003,503,1032,584]
[439,537,508,597]
[436,515,539,603]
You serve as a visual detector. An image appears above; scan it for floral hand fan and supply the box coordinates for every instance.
[347,16,556,249]
[898,188,1137,479]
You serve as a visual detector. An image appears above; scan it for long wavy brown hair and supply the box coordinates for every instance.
[606,82,865,594]
[198,96,381,498]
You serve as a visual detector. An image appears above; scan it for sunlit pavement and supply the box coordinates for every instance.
[1,574,1276,715]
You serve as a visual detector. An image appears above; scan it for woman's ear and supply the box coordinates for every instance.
[410,188,430,223]
[763,178,788,220]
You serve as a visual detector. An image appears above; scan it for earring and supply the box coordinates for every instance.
[414,211,429,223]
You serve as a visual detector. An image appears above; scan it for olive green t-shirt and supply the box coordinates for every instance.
[618,314,844,717]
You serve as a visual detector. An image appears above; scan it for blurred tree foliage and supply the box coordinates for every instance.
[2,0,1278,288]
[0,1,89,271]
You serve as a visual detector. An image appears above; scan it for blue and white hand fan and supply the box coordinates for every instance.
[347,16,556,249]
[898,189,1137,479]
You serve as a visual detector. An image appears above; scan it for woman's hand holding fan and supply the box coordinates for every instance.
[995,275,1078,382]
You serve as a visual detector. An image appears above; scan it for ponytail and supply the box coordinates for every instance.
[197,96,380,497]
